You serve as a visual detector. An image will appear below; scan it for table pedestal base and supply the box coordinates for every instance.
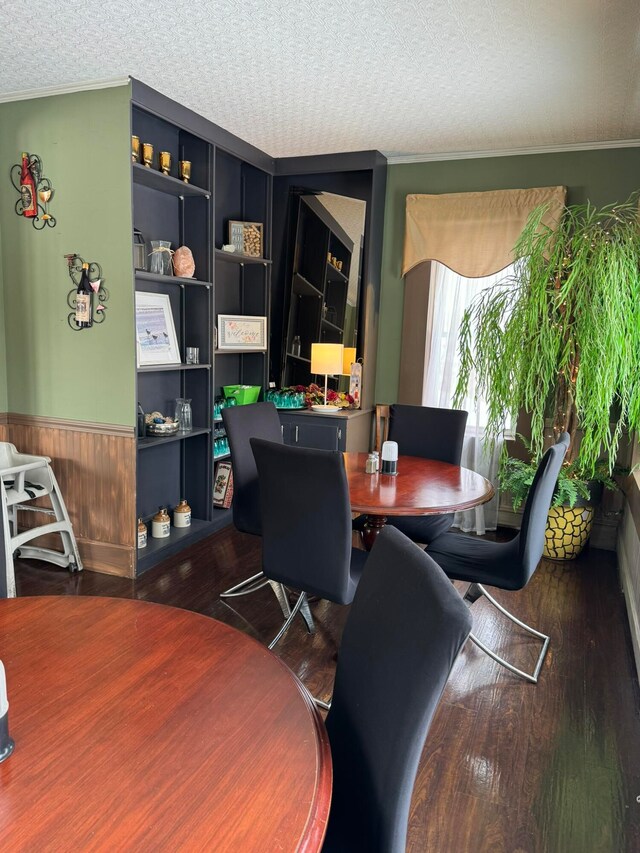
[362,514,387,551]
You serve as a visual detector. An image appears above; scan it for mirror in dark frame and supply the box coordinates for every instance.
[280,191,366,391]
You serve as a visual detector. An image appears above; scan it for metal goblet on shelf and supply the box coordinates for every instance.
[179,160,191,183]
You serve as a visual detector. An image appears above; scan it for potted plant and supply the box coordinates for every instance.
[454,196,640,559]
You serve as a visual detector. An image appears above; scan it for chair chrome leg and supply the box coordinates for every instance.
[299,594,316,635]
[314,698,331,711]
[269,592,308,650]
[468,632,550,684]
[466,583,550,683]
[221,571,269,598]
[268,581,292,618]
[476,583,549,640]
[221,574,291,617]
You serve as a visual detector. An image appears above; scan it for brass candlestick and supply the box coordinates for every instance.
[179,160,191,183]
[159,151,171,175]
[131,135,141,163]
[142,142,154,168]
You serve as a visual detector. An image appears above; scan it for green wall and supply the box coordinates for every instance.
[0,224,7,413]
[376,147,640,403]
[0,85,134,425]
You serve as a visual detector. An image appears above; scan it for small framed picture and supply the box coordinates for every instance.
[349,361,362,409]
[213,461,234,508]
[135,292,181,366]
[228,221,263,257]
[217,315,267,351]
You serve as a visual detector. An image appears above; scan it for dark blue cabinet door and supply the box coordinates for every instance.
[279,415,344,450]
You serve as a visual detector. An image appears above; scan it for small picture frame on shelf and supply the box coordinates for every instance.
[135,292,181,366]
[213,461,234,508]
[228,221,263,257]
[217,315,267,351]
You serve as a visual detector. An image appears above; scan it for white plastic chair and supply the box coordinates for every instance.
[0,442,82,597]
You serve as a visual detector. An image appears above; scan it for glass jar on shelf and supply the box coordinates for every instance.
[175,398,193,432]
[149,240,173,276]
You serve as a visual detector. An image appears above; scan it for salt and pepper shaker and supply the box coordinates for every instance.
[365,452,377,474]
[381,441,399,475]
[0,661,15,763]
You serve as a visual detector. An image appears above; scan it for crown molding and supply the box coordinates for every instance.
[385,138,640,165]
[0,77,130,105]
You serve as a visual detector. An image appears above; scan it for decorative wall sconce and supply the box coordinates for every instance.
[64,254,109,331]
[10,153,56,229]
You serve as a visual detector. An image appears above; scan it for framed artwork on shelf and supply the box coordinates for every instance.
[213,461,234,508]
[135,292,181,366]
[217,315,267,351]
[228,220,263,257]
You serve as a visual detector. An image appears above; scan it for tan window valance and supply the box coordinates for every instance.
[402,186,567,278]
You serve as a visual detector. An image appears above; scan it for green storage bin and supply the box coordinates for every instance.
[222,385,261,405]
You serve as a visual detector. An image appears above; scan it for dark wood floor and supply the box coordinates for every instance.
[14,528,640,853]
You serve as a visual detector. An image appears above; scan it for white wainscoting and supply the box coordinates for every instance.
[618,502,640,684]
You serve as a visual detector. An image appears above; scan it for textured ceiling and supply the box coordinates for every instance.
[0,0,639,158]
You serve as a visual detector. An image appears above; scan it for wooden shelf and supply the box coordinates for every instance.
[215,249,272,266]
[287,352,311,364]
[293,273,323,299]
[138,427,211,449]
[132,162,210,197]
[137,363,211,373]
[136,270,212,287]
[213,451,231,461]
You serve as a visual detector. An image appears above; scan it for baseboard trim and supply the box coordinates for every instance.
[6,412,134,437]
[618,534,640,685]
[79,538,136,579]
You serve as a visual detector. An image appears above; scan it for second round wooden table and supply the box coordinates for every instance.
[345,452,495,549]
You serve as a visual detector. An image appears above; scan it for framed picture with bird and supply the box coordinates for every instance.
[135,292,181,366]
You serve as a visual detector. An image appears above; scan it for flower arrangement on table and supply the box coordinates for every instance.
[290,383,355,409]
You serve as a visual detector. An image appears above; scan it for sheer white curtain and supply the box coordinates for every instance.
[423,261,515,534]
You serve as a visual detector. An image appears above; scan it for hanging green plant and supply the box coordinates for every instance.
[454,194,640,490]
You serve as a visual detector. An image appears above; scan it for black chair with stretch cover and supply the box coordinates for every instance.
[356,404,468,545]
[322,526,472,853]
[250,438,369,649]
[427,432,570,683]
[219,402,289,617]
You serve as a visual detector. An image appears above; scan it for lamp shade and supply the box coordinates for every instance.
[341,347,356,375]
[311,343,343,376]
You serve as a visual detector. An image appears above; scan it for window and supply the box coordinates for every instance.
[423,261,516,436]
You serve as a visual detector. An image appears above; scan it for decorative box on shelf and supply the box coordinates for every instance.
[213,461,234,508]
[228,221,263,257]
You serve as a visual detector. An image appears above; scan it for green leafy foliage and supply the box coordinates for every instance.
[499,455,620,509]
[454,195,640,480]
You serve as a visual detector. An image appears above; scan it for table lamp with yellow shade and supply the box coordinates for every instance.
[341,347,356,376]
[310,343,344,413]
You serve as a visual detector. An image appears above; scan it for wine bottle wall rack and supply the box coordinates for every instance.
[63,253,109,331]
[10,153,56,229]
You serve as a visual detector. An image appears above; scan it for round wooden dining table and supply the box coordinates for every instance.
[345,452,495,549]
[0,596,332,852]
